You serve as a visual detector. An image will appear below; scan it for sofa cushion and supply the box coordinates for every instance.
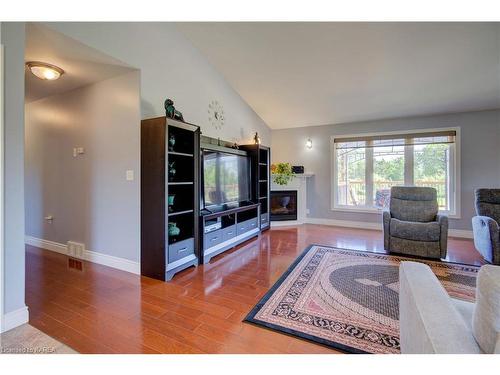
[472,264,500,353]
[452,298,478,349]
[390,218,441,242]
[389,237,441,259]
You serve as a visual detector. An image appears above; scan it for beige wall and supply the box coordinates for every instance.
[272,110,500,231]
[25,71,141,261]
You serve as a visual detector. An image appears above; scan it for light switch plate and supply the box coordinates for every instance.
[126,170,134,181]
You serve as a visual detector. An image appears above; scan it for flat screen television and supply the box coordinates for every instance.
[202,149,251,209]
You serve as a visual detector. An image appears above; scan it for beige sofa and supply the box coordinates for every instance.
[399,261,500,354]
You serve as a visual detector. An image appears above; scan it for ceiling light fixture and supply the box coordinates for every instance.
[26,61,64,81]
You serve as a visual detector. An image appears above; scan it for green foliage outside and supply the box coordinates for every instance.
[338,144,449,208]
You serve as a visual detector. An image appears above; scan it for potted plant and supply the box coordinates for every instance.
[272,162,295,185]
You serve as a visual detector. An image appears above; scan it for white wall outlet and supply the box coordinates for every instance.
[73,147,85,157]
[126,170,134,181]
[67,241,85,259]
[306,208,310,215]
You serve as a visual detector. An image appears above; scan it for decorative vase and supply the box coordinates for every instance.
[168,222,180,237]
[279,196,291,208]
[168,194,175,212]
[168,161,176,181]
[168,134,176,151]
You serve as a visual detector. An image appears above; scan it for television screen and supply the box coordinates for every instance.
[203,150,251,207]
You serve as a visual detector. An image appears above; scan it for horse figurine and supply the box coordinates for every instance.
[164,98,184,122]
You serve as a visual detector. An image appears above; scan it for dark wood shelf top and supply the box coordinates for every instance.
[168,181,194,185]
[168,151,194,157]
[201,202,260,220]
[168,209,194,217]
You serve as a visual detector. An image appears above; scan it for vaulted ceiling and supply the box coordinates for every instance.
[176,22,500,129]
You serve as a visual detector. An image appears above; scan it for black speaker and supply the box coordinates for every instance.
[292,166,304,174]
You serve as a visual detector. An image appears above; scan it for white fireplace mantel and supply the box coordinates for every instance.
[270,173,314,227]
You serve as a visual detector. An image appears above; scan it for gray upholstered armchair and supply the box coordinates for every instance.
[383,186,448,259]
[472,189,500,265]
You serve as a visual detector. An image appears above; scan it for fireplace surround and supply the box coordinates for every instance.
[270,173,313,226]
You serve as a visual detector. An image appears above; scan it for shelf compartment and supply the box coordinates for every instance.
[167,152,195,183]
[259,164,268,180]
[167,125,195,154]
[259,148,269,162]
[259,181,268,197]
[237,207,258,222]
[167,184,194,214]
[168,211,194,244]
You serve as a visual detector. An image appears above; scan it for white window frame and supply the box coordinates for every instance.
[331,127,461,218]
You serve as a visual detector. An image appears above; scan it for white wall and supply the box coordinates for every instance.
[24,21,273,268]
[44,22,271,145]
[25,71,141,262]
[1,22,27,326]
[272,110,500,231]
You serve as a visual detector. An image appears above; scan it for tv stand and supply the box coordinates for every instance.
[200,203,260,264]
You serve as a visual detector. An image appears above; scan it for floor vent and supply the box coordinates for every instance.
[68,257,84,271]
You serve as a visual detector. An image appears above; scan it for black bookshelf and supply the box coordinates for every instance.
[240,144,271,230]
[141,117,200,281]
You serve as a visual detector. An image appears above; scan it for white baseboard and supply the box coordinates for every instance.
[304,217,473,239]
[270,220,305,227]
[84,249,140,274]
[25,236,66,254]
[447,229,474,239]
[306,217,381,231]
[25,236,140,275]
[2,306,29,333]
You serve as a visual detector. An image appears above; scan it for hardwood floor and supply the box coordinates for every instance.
[26,224,484,354]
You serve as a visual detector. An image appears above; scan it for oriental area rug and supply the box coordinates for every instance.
[244,245,478,354]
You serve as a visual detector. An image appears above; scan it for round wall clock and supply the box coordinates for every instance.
[208,100,225,130]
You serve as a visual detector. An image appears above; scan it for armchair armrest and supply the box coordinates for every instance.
[472,215,500,264]
[436,214,448,258]
[383,211,391,250]
[399,262,481,353]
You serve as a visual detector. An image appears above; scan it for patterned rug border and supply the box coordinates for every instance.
[243,244,480,354]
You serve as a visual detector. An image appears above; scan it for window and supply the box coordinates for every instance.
[332,129,459,216]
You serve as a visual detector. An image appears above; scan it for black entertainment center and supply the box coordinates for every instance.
[141,116,270,281]
[200,202,260,264]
